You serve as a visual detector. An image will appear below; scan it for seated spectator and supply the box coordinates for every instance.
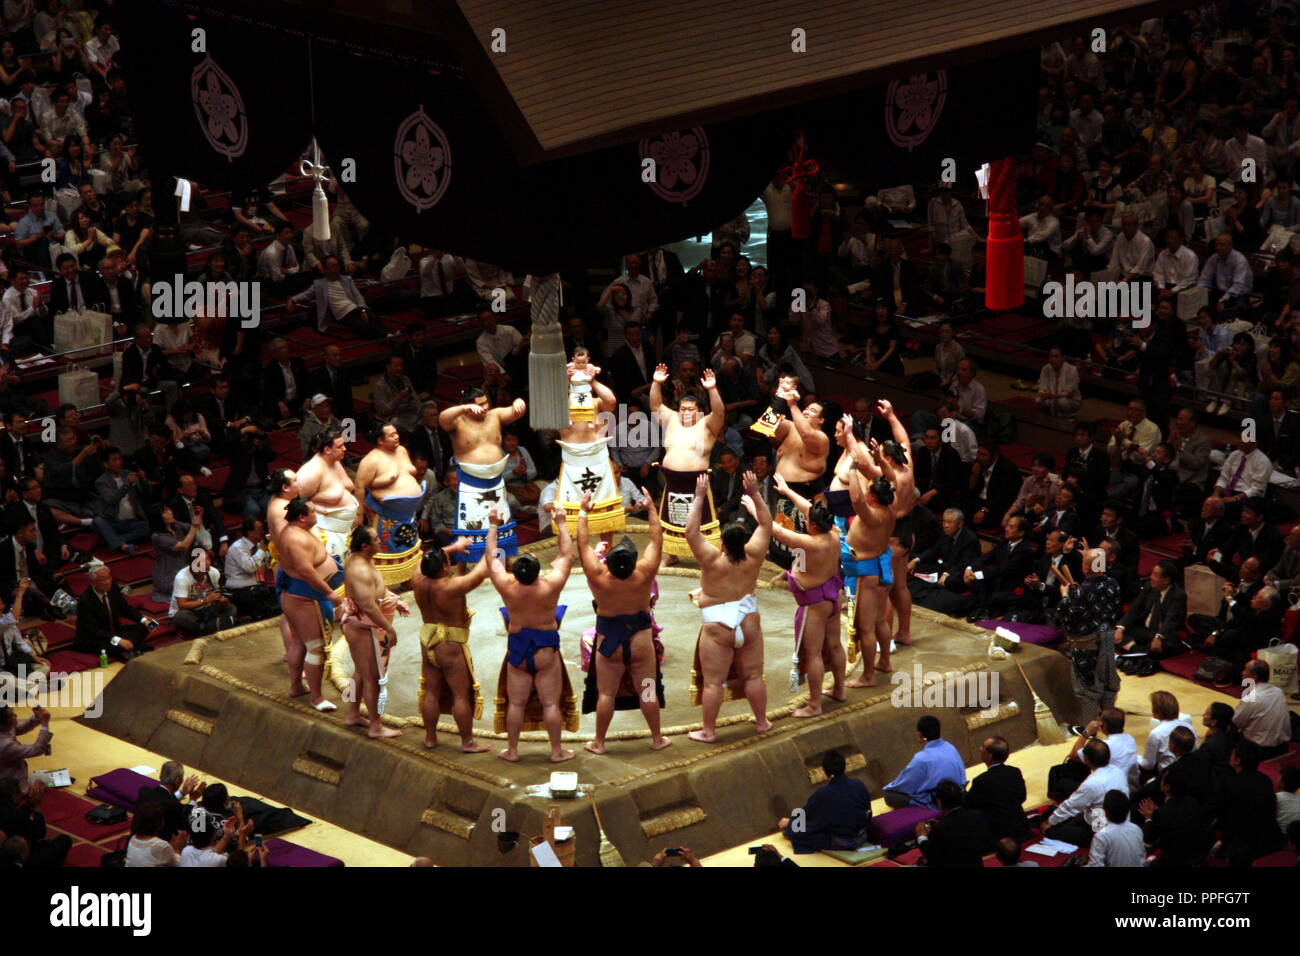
[1212,441,1273,520]
[1198,233,1254,314]
[136,761,195,841]
[170,546,234,638]
[125,801,186,867]
[1035,348,1082,417]
[1261,177,1300,230]
[1114,561,1187,657]
[299,395,341,464]
[1141,692,1198,784]
[1212,497,1284,580]
[917,780,991,866]
[1044,738,1125,847]
[223,517,276,622]
[92,447,151,555]
[1018,529,1081,619]
[778,750,872,853]
[1276,766,1300,833]
[1020,195,1063,260]
[871,238,923,315]
[371,355,420,434]
[961,439,1020,531]
[260,337,312,424]
[0,776,70,867]
[256,222,311,297]
[419,249,469,318]
[1086,790,1147,867]
[1005,454,1060,527]
[501,429,540,516]
[221,430,278,518]
[882,715,966,810]
[0,517,61,621]
[1153,225,1200,295]
[1064,421,1109,504]
[993,837,1038,867]
[0,703,51,791]
[1131,442,1179,539]
[964,736,1030,842]
[949,359,987,428]
[1064,208,1115,276]
[290,254,386,338]
[390,323,439,401]
[1232,660,1294,759]
[1107,213,1155,280]
[73,564,152,661]
[922,242,968,314]
[913,429,965,514]
[1170,407,1212,504]
[1214,739,1285,867]
[931,320,966,393]
[0,583,52,699]
[1264,525,1300,594]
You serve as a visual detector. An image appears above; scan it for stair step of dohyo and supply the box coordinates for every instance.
[640,805,707,839]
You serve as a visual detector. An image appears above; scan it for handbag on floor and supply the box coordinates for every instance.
[1192,656,1236,685]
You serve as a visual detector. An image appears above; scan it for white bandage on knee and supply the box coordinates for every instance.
[304,640,324,666]
[376,674,388,716]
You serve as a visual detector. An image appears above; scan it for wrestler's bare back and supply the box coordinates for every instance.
[587,563,655,617]
[496,575,566,633]
[412,571,471,628]
[695,545,766,608]
[846,470,894,558]
[788,527,841,591]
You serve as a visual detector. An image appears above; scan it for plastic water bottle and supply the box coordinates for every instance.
[99,649,108,669]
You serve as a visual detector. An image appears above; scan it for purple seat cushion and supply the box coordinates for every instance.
[976,620,1062,646]
[86,768,159,811]
[265,838,344,867]
[867,807,939,846]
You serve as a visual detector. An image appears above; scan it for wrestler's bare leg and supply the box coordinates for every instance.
[823,600,847,701]
[873,579,894,673]
[847,580,882,687]
[280,615,292,663]
[889,542,913,645]
[499,663,533,762]
[627,629,670,749]
[689,624,735,743]
[736,613,771,733]
[420,659,444,748]
[532,647,575,763]
[433,643,489,752]
[342,621,400,738]
[281,594,333,709]
[793,601,830,717]
[586,647,625,755]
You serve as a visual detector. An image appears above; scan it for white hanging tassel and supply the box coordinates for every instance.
[174,177,193,212]
[299,139,333,241]
[528,273,569,430]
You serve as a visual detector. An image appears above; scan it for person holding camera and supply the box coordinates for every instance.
[223,517,277,623]
[169,546,234,638]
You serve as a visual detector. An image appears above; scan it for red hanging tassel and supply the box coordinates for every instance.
[777,133,820,241]
[984,156,1023,311]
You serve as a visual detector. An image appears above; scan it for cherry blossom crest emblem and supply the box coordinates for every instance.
[191,56,248,161]
[640,127,710,205]
[884,71,948,152]
[393,106,452,212]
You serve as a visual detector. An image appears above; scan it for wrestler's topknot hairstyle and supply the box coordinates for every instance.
[606,538,637,579]
[285,496,312,522]
[512,553,541,585]
[311,425,345,457]
[720,521,750,563]
[421,546,449,577]
[269,468,294,493]
[870,476,895,506]
[807,502,834,534]
[881,439,909,466]
[461,386,487,404]
[349,525,375,553]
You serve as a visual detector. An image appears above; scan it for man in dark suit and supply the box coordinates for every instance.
[390,325,438,402]
[608,319,657,409]
[119,323,175,393]
[1181,496,1232,568]
[0,519,61,618]
[914,426,964,514]
[1114,559,1188,657]
[1018,530,1083,618]
[3,477,67,568]
[1035,484,1082,540]
[964,737,1030,842]
[220,430,278,516]
[170,473,227,558]
[912,508,981,576]
[407,402,448,490]
[917,780,992,867]
[1129,306,1174,435]
[1188,556,1268,649]
[193,374,254,458]
[1133,442,1181,539]
[678,259,729,347]
[97,255,143,334]
[46,252,108,317]
[131,426,178,504]
[1258,391,1300,472]
[135,762,190,840]
[956,515,1038,620]
[779,750,872,853]
[562,315,605,368]
[92,447,151,554]
[73,564,151,660]
[0,411,38,480]
[871,239,923,315]
[1096,500,1140,575]
[260,337,312,422]
[1211,497,1285,580]
[1138,764,1214,867]
[310,344,356,423]
[710,450,745,523]
[962,440,1021,531]
[641,245,684,333]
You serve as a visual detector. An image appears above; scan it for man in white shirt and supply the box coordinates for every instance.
[169,552,233,637]
[1063,209,1114,273]
[1070,93,1105,151]
[418,248,466,318]
[1213,438,1273,507]
[463,259,516,304]
[935,400,978,463]
[1108,399,1161,472]
[0,270,47,349]
[726,313,757,363]
[475,311,525,374]
[1086,791,1147,866]
[223,516,276,622]
[1234,660,1294,757]
[1224,119,1269,187]
[257,223,310,296]
[84,20,121,79]
[1020,196,1062,257]
[1108,214,1155,280]
[1045,738,1129,847]
[612,253,659,318]
[43,90,89,155]
[1035,347,1082,416]
[1153,226,1200,293]
[952,359,988,426]
[1198,233,1254,312]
